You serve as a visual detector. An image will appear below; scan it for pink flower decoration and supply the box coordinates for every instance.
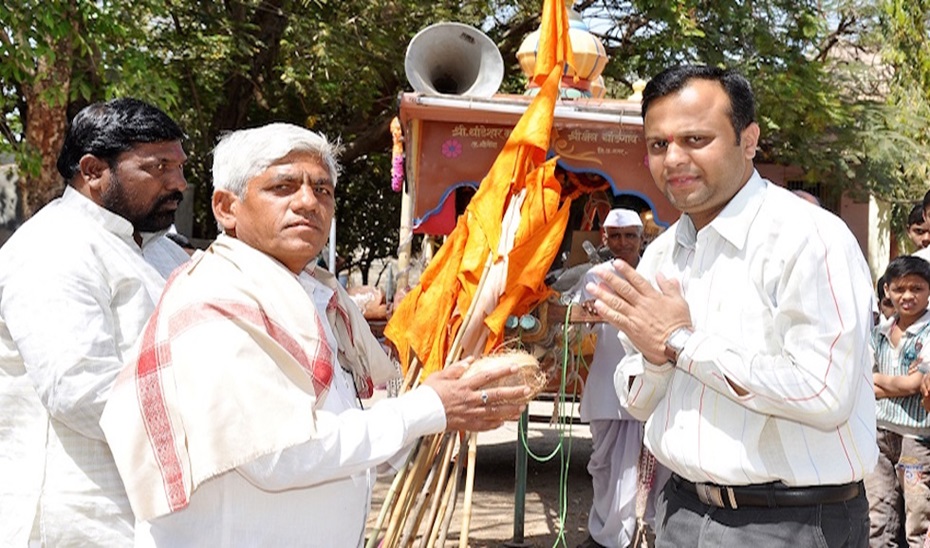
[441,139,462,159]
[391,154,404,192]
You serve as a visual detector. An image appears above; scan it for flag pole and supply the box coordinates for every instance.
[377,1,574,536]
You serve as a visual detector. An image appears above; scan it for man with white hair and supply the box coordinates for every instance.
[577,208,664,548]
[100,123,529,547]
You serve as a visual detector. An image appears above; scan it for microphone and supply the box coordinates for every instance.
[582,240,600,264]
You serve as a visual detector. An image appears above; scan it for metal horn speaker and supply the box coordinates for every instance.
[404,22,504,98]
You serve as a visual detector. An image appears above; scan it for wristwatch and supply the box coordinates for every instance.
[664,326,694,364]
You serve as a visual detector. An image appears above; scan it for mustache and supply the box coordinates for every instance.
[155,191,184,208]
[290,213,324,227]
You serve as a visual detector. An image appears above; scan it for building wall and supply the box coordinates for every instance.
[841,194,884,281]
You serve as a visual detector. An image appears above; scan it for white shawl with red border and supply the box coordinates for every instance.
[101,235,397,522]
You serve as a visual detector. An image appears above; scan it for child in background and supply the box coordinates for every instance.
[877,274,896,322]
[907,203,930,251]
[868,255,930,547]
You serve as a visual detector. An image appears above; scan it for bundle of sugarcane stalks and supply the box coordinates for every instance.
[369,334,546,547]
[366,358,479,548]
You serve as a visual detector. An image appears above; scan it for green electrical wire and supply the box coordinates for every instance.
[515,302,591,548]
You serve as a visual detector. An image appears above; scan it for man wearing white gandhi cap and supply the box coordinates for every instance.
[577,208,667,548]
[600,208,644,266]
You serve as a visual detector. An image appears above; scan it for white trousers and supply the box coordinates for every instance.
[587,419,646,548]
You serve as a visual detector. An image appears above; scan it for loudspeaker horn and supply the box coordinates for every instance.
[404,22,504,98]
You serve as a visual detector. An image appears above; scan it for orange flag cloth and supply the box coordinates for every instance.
[385,66,571,376]
[532,0,576,88]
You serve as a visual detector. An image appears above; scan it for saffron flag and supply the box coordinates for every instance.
[532,0,576,88]
[385,0,576,376]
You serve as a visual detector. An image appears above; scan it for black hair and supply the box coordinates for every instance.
[56,98,185,182]
[922,189,930,211]
[641,65,755,144]
[908,203,925,227]
[877,274,888,303]
[883,255,930,288]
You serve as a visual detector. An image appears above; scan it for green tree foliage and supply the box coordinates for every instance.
[579,0,927,202]
[0,0,181,216]
[1,0,928,278]
[833,0,930,238]
[874,0,930,202]
[107,0,513,280]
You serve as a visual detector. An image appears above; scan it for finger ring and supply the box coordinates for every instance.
[480,390,489,405]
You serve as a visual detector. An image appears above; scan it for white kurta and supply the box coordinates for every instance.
[136,259,445,548]
[0,187,189,547]
[578,267,635,423]
[137,374,444,547]
[575,268,645,547]
[140,230,192,278]
[616,172,878,487]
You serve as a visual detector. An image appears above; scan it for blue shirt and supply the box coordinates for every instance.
[872,309,930,437]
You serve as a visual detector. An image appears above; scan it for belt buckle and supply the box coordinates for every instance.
[695,483,738,509]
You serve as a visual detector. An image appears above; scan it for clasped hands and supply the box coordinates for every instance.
[584,259,692,365]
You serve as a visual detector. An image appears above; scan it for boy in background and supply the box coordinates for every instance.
[877,274,896,323]
[868,255,930,547]
[907,203,930,251]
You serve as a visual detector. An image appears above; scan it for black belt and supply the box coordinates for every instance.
[671,474,863,509]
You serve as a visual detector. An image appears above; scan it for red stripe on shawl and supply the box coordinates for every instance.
[326,293,354,345]
[323,293,375,397]
[361,378,374,398]
[165,300,334,395]
[136,298,189,512]
[135,297,334,514]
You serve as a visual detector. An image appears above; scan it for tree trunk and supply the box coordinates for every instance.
[360,257,372,286]
[19,27,74,218]
[209,0,288,135]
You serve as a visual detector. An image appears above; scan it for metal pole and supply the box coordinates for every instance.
[505,408,531,547]
[328,217,337,275]
[396,120,418,290]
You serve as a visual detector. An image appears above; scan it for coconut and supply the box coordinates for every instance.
[462,350,548,405]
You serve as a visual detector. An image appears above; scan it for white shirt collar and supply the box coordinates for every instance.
[674,170,766,252]
[878,307,930,338]
[297,269,335,313]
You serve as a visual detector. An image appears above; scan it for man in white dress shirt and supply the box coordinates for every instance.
[578,208,665,548]
[585,65,877,547]
[100,123,529,547]
[0,98,191,546]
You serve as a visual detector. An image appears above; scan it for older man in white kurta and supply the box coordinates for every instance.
[104,235,443,546]
[577,208,667,548]
[101,123,528,547]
